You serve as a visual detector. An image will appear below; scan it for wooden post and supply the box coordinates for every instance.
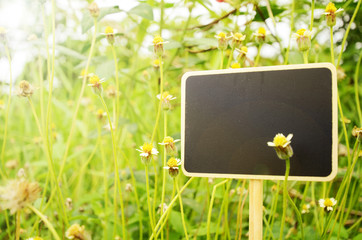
[249,179,263,240]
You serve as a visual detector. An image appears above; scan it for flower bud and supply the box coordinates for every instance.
[293,29,311,52]
[152,35,166,57]
[88,2,100,18]
[352,126,362,142]
[19,80,34,97]
[215,32,230,51]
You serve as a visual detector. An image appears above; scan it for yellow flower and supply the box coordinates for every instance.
[104,26,115,44]
[236,46,248,59]
[301,203,311,214]
[152,35,167,57]
[87,74,105,95]
[157,92,176,110]
[153,58,161,68]
[267,133,294,160]
[258,27,266,35]
[0,179,41,214]
[231,32,245,48]
[159,136,180,156]
[319,197,337,211]
[137,143,159,164]
[323,2,343,27]
[352,126,362,141]
[164,157,182,177]
[66,224,87,240]
[215,32,231,50]
[292,29,311,52]
[253,27,267,44]
[95,108,106,120]
[27,237,44,240]
[18,80,34,97]
[231,62,241,69]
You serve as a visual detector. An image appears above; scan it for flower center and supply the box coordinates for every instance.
[217,32,226,38]
[234,33,244,40]
[258,27,266,35]
[325,2,337,13]
[324,198,334,207]
[142,143,153,153]
[153,35,164,45]
[167,158,178,168]
[89,75,100,85]
[105,26,114,34]
[163,136,174,145]
[240,46,248,53]
[296,28,306,36]
[273,134,288,147]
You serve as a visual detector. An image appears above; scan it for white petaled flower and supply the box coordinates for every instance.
[152,35,168,57]
[137,143,159,164]
[301,203,311,214]
[159,136,180,156]
[292,29,312,52]
[88,74,106,95]
[164,157,182,177]
[158,203,169,214]
[157,92,176,110]
[267,133,294,160]
[319,198,337,211]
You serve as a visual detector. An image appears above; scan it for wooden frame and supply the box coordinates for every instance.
[181,63,338,181]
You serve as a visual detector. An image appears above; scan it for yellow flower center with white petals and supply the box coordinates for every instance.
[241,46,248,53]
[89,75,101,85]
[142,143,153,153]
[258,27,266,35]
[160,92,171,100]
[272,134,288,147]
[296,28,306,36]
[105,26,114,34]
[163,136,174,144]
[324,198,334,207]
[234,33,244,40]
[325,2,337,14]
[153,59,160,66]
[217,32,226,38]
[153,35,164,45]
[167,158,178,168]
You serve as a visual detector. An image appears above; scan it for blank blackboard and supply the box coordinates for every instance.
[181,63,338,181]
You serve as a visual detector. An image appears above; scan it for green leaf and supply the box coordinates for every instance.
[82,6,121,33]
[129,3,154,20]
[169,210,184,233]
[353,234,362,240]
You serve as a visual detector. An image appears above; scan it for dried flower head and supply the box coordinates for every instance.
[88,2,100,18]
[164,157,182,177]
[5,159,18,169]
[152,35,168,57]
[0,179,41,214]
[324,2,343,27]
[231,32,246,48]
[66,198,73,210]
[66,223,89,240]
[158,203,169,214]
[88,74,105,95]
[105,85,116,98]
[104,26,115,45]
[159,136,180,156]
[267,133,294,160]
[352,126,362,142]
[215,32,231,50]
[156,92,176,110]
[125,183,133,192]
[137,143,159,165]
[319,197,337,211]
[301,203,311,214]
[18,80,34,97]
[292,29,311,52]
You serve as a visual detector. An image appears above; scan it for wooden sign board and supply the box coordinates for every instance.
[181,63,338,181]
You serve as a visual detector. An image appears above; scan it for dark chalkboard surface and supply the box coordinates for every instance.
[181,63,337,181]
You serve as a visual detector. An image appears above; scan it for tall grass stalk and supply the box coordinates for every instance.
[99,95,126,239]
[283,0,295,64]
[175,178,189,240]
[1,43,13,178]
[160,111,168,240]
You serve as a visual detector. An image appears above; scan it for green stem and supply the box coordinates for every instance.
[58,18,98,179]
[227,45,236,68]
[311,182,321,234]
[303,51,308,64]
[99,95,126,240]
[336,0,362,67]
[151,56,164,144]
[150,177,195,240]
[254,45,262,67]
[1,43,13,178]
[160,112,168,240]
[145,165,156,233]
[175,179,189,240]
[207,179,229,240]
[111,45,120,129]
[354,51,362,125]
[310,0,315,31]
[330,27,334,65]
[220,50,224,69]
[286,194,304,239]
[279,158,290,240]
[283,0,295,65]
[27,204,61,240]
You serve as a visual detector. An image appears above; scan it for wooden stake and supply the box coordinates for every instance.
[249,179,263,240]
